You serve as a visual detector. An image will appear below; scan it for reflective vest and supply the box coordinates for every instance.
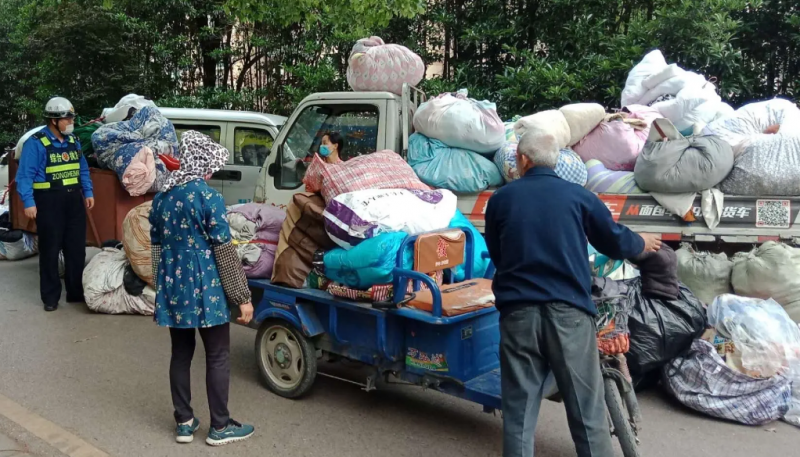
[32,131,82,190]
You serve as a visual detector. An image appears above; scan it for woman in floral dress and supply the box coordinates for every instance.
[150,130,255,446]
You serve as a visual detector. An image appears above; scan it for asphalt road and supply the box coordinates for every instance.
[0,254,797,457]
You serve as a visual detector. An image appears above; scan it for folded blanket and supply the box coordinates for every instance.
[631,244,679,300]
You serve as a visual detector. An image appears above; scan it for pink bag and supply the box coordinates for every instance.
[346,37,425,96]
[573,105,660,171]
[303,151,429,203]
[122,146,156,196]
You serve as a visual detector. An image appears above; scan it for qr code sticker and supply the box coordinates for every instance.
[756,200,790,228]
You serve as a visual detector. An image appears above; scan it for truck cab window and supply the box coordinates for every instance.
[276,104,379,189]
[234,127,273,167]
[173,124,222,143]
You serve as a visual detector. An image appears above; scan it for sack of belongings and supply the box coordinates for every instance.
[122,202,153,286]
[634,130,734,193]
[621,49,731,134]
[0,229,37,260]
[408,133,503,192]
[559,103,606,147]
[303,150,429,204]
[272,193,337,288]
[663,339,792,425]
[730,242,800,323]
[514,110,571,150]
[92,106,177,194]
[584,159,645,194]
[227,203,286,279]
[572,107,660,171]
[448,210,490,281]
[414,90,505,153]
[346,36,425,96]
[625,277,707,378]
[676,244,732,305]
[704,99,800,155]
[707,294,800,426]
[323,232,408,289]
[707,99,800,196]
[83,246,155,315]
[494,144,587,186]
[102,94,156,124]
[323,188,457,250]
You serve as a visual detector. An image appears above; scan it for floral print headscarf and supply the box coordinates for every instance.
[164,130,229,191]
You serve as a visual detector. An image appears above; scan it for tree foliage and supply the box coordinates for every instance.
[1,0,798,145]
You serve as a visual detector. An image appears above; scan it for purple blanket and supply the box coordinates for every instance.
[230,203,285,242]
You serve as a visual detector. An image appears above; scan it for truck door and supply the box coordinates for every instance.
[256,101,384,207]
[223,123,277,204]
[171,122,226,196]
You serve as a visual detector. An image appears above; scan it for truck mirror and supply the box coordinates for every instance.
[268,162,280,177]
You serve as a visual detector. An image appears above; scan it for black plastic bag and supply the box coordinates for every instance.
[0,228,23,243]
[625,277,707,378]
[123,264,147,297]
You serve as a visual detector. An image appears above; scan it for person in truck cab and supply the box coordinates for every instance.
[16,97,94,312]
[318,131,344,164]
[485,132,661,457]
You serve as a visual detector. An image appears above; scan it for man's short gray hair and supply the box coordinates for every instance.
[517,133,560,169]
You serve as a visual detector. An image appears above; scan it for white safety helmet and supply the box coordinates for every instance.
[43,97,75,119]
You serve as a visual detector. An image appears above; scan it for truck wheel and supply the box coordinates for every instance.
[604,377,640,457]
[255,320,317,398]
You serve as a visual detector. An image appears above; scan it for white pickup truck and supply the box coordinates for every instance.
[251,84,800,246]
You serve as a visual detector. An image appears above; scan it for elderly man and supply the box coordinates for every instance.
[485,133,660,457]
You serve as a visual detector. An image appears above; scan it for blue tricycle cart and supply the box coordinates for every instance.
[243,229,503,410]
[240,229,641,457]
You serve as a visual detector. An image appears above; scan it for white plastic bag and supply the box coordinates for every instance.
[15,125,46,159]
[621,50,669,107]
[102,94,156,123]
[323,188,457,250]
[83,247,154,315]
[513,110,571,150]
[413,90,505,153]
[708,294,800,426]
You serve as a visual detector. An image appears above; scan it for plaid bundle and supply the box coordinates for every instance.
[663,339,792,425]
[303,151,429,203]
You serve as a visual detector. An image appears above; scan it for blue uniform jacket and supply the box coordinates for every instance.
[16,126,94,209]
[485,167,644,316]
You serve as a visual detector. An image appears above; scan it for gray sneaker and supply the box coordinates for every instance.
[175,418,200,443]
[206,419,255,446]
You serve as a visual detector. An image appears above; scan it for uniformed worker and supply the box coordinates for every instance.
[17,97,95,312]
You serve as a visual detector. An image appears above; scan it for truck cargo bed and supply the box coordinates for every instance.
[460,190,800,245]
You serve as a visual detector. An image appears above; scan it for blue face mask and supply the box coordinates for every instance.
[319,145,332,157]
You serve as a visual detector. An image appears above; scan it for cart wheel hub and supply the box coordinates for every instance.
[275,344,292,368]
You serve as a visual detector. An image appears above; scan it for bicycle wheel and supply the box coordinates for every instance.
[604,377,640,457]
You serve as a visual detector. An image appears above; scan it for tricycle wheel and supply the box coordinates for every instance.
[604,377,640,457]
[255,320,317,398]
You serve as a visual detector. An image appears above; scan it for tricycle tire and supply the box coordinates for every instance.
[604,377,640,457]
[255,320,317,399]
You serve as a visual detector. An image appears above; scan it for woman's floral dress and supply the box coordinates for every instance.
[150,179,230,328]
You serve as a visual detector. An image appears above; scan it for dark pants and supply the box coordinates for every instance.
[33,188,86,306]
[169,323,231,429]
[500,302,614,457]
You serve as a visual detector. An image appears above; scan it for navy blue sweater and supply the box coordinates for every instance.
[485,167,644,316]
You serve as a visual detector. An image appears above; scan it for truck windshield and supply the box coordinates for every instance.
[277,104,379,189]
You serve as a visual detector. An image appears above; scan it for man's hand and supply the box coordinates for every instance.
[85,197,95,210]
[24,206,37,219]
[237,302,254,325]
[640,233,662,253]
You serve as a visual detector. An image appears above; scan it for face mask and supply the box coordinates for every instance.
[318,145,331,157]
[60,123,74,135]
